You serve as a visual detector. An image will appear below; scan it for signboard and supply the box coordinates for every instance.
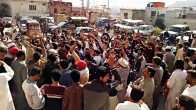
[151,2,165,8]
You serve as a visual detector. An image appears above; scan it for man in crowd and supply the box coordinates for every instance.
[27,52,41,70]
[163,46,175,73]
[59,59,73,86]
[165,60,187,110]
[175,95,196,110]
[64,70,83,110]
[0,44,15,110]
[11,50,30,110]
[142,66,156,109]
[83,66,110,110]
[115,85,149,110]
[41,70,65,110]
[152,56,163,110]
[22,67,45,110]
[116,57,130,102]
[176,44,185,61]
[40,53,60,86]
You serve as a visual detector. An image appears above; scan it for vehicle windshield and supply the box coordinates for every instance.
[96,19,109,27]
[20,20,27,25]
[169,27,182,33]
[140,26,151,30]
[120,21,134,27]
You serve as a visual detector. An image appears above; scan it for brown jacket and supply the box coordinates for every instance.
[64,83,83,110]
[83,80,109,110]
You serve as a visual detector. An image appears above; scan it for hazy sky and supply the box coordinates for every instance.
[63,0,186,9]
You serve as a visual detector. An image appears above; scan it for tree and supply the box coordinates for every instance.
[153,27,162,36]
[0,3,11,17]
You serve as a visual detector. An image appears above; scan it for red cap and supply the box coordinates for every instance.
[8,47,19,56]
[75,60,87,71]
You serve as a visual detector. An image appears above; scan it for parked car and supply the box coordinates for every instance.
[39,17,55,33]
[168,24,190,36]
[120,19,144,28]
[2,17,12,24]
[75,27,93,37]
[18,17,32,33]
[114,23,135,33]
[138,25,154,36]
[96,17,110,29]
[161,31,178,45]
[57,21,74,31]
[69,16,88,27]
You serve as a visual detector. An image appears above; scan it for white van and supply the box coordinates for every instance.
[169,24,190,35]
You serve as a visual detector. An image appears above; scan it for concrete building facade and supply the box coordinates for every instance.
[165,10,196,29]
[120,9,145,20]
[120,9,133,19]
[145,2,166,25]
[0,0,49,17]
[48,1,72,16]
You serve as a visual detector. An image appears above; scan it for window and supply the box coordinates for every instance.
[124,13,128,19]
[29,5,36,11]
[54,8,57,13]
[151,11,156,16]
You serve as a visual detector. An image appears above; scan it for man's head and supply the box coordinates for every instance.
[153,56,162,67]
[28,67,41,81]
[60,59,70,70]
[33,52,41,62]
[144,66,156,78]
[51,70,61,83]
[0,44,7,60]
[156,52,163,60]
[70,70,80,83]
[47,54,57,63]
[165,46,172,52]
[16,50,25,61]
[130,86,144,103]
[176,95,196,110]
[8,46,19,57]
[178,44,184,49]
[97,66,110,83]
[175,60,184,70]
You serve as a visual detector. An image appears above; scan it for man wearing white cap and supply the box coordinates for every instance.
[116,57,130,102]
[163,46,175,73]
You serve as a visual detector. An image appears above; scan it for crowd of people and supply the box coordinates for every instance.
[0,19,196,110]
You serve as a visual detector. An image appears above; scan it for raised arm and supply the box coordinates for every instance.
[70,44,80,61]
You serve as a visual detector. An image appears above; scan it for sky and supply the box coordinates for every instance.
[63,0,186,9]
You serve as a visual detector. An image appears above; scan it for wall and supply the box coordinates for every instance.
[145,2,166,25]
[165,10,196,29]
[120,9,133,19]
[48,1,72,16]
[132,9,145,20]
[0,0,49,17]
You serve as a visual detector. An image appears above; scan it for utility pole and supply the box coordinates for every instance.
[81,0,85,16]
[87,0,90,10]
[107,0,109,9]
